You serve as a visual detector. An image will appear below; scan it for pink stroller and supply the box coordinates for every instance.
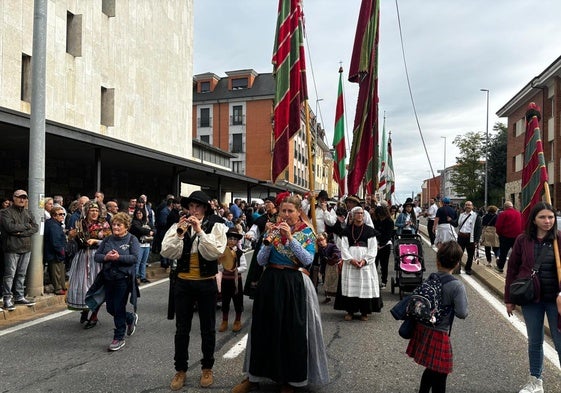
[391,234,425,299]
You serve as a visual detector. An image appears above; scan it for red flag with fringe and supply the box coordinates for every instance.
[333,66,346,196]
[521,102,548,225]
[271,0,308,182]
[347,0,380,195]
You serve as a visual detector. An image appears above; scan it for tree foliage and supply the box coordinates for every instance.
[449,131,485,206]
[487,122,507,206]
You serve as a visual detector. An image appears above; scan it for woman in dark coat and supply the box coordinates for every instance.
[372,205,394,289]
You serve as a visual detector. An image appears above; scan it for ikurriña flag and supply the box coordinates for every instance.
[347,0,380,195]
[521,102,548,225]
[333,66,346,197]
[271,0,308,182]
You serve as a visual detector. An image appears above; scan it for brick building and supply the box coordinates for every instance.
[496,55,561,209]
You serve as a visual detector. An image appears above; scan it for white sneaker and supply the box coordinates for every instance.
[519,376,544,393]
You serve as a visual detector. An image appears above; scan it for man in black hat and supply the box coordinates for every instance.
[161,190,228,390]
[303,190,337,234]
[243,195,279,298]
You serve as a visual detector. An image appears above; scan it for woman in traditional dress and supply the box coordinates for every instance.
[232,194,329,393]
[67,201,111,328]
[316,232,341,304]
[334,206,383,321]
[480,205,500,267]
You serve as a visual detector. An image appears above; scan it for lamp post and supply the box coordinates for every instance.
[441,136,446,198]
[481,88,490,208]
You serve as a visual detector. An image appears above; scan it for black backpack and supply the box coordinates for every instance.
[406,273,456,325]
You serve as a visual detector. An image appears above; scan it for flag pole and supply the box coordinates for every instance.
[543,183,561,284]
[304,100,317,232]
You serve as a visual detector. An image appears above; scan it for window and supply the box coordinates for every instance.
[101,87,115,126]
[66,12,82,57]
[200,108,210,127]
[232,78,248,89]
[21,54,32,102]
[232,161,243,174]
[232,105,243,125]
[200,135,210,144]
[231,133,243,153]
[102,0,115,17]
[200,81,210,93]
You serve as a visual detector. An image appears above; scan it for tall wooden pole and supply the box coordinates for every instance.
[304,101,317,232]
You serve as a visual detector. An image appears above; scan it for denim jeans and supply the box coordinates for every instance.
[521,301,561,378]
[3,252,31,300]
[105,277,134,341]
[136,246,151,280]
[174,277,217,371]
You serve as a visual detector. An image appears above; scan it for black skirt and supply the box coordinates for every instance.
[249,266,307,383]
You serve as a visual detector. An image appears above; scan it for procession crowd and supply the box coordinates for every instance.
[1,189,561,393]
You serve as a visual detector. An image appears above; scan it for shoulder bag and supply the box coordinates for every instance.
[509,245,545,305]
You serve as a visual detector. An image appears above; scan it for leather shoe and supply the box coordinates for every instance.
[218,320,228,332]
[280,384,294,393]
[231,377,258,393]
[232,320,242,332]
[170,371,186,391]
[200,368,213,388]
[344,313,353,321]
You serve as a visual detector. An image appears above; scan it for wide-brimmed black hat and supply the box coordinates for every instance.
[226,228,243,240]
[317,190,329,200]
[180,190,211,209]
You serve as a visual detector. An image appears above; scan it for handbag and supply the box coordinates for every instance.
[509,245,545,306]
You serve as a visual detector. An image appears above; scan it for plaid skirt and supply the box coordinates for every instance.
[406,322,453,374]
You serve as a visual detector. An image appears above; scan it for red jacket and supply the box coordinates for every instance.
[495,207,523,238]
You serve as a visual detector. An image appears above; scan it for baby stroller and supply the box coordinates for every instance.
[390,233,424,299]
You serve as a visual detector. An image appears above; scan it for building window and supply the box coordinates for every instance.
[102,0,115,17]
[200,135,210,144]
[231,133,243,153]
[232,161,243,174]
[101,86,115,127]
[232,78,248,90]
[21,53,32,103]
[200,81,210,93]
[200,108,210,127]
[66,12,82,57]
[232,105,243,125]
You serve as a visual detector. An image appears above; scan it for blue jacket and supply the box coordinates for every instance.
[44,218,66,262]
[94,233,140,280]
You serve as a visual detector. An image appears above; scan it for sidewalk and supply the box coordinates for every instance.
[0,255,170,328]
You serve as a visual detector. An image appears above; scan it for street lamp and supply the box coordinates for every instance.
[441,136,446,198]
[481,89,490,208]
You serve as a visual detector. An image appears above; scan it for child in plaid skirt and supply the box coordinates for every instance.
[406,241,468,393]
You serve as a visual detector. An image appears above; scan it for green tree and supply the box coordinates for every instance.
[449,131,485,206]
[487,122,507,207]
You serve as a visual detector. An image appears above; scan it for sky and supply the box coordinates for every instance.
[193,0,561,204]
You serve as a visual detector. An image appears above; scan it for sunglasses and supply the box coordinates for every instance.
[52,213,65,216]
[16,195,28,199]
[227,236,239,241]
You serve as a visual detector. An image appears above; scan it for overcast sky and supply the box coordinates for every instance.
[193,0,561,204]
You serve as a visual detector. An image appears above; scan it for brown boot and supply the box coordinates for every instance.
[170,371,186,391]
[280,384,295,393]
[231,377,258,393]
[232,320,242,332]
[218,320,228,332]
[200,368,214,388]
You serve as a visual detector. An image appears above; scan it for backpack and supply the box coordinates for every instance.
[406,273,456,325]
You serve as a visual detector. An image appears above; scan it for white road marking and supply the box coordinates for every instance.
[223,333,248,359]
[0,309,73,337]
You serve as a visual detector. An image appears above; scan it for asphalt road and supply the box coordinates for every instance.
[1,240,561,393]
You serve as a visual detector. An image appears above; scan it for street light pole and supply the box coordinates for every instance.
[481,88,490,208]
[441,136,446,198]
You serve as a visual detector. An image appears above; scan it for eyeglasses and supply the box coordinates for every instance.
[15,195,28,200]
[52,213,65,216]
[227,237,239,241]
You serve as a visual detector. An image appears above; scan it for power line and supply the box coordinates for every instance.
[395,0,436,180]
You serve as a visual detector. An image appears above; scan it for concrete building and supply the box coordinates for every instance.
[497,55,561,209]
[0,1,277,204]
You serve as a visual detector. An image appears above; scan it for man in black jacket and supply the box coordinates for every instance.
[0,189,38,310]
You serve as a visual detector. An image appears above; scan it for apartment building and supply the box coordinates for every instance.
[192,69,335,195]
[496,55,561,209]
